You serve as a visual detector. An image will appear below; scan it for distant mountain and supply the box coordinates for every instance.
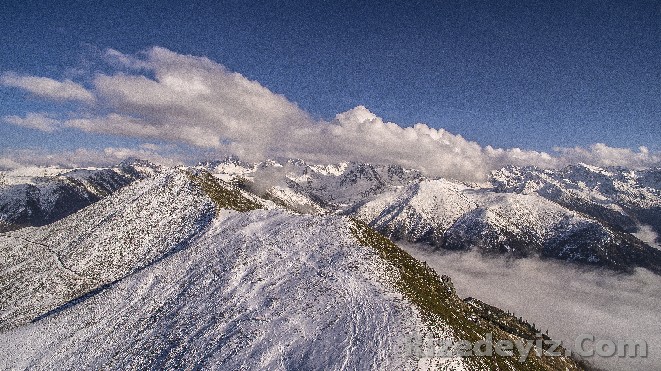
[0,166,581,370]
[351,177,661,274]
[2,158,659,275]
[492,164,661,246]
[0,159,159,232]
[203,158,661,275]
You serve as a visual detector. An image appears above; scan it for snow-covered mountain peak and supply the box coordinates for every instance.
[0,161,161,232]
[0,166,585,369]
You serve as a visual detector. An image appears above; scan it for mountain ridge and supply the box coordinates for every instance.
[3,158,660,275]
[0,165,585,369]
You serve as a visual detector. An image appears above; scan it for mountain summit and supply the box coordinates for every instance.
[2,159,655,369]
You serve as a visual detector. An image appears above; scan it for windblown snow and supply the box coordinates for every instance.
[0,168,462,370]
[1,157,656,370]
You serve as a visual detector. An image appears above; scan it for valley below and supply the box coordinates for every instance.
[404,244,661,371]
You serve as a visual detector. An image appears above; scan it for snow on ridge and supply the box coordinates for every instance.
[0,166,85,186]
[0,208,461,369]
[0,169,216,330]
[308,162,350,176]
[0,159,602,369]
[0,161,161,232]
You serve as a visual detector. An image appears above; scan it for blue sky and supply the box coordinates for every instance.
[1,0,660,165]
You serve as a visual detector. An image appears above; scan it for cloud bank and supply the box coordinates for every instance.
[404,245,661,371]
[1,47,659,180]
[0,144,198,171]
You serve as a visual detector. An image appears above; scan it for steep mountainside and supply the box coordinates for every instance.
[0,167,582,370]
[352,178,661,274]
[492,164,661,246]
[0,169,215,330]
[200,158,661,275]
[0,160,158,232]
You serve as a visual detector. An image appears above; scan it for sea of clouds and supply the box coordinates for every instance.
[403,244,661,371]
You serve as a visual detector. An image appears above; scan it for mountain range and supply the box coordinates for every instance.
[2,157,659,369]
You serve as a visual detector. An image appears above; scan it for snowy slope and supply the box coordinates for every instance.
[353,179,479,244]
[351,176,661,273]
[353,177,576,245]
[0,160,158,232]
[0,211,432,370]
[0,166,582,370]
[492,164,661,243]
[0,169,215,330]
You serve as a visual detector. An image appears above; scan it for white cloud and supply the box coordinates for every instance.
[306,106,492,180]
[3,113,62,132]
[405,246,661,371]
[634,225,661,250]
[0,145,198,170]
[554,143,661,169]
[93,47,313,152]
[1,73,95,103]
[2,47,659,180]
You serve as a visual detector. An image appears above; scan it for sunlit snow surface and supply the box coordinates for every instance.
[0,170,215,329]
[0,170,462,370]
[2,158,660,369]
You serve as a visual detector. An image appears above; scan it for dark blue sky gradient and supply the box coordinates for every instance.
[1,0,660,151]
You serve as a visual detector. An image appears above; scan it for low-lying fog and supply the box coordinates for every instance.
[402,244,661,371]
